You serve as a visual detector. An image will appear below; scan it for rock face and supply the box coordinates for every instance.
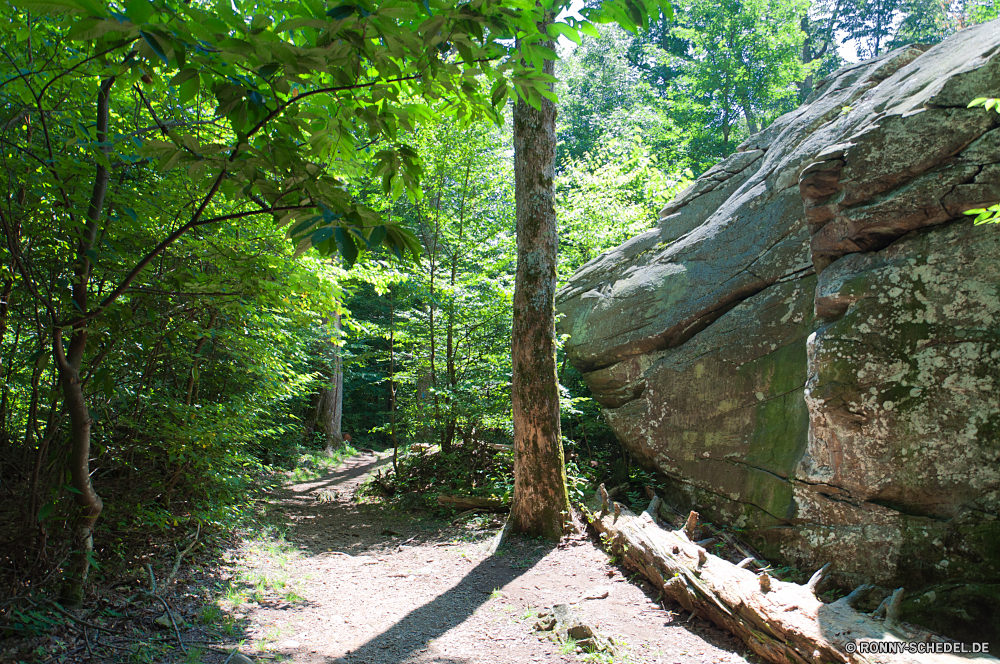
[557,21,1000,641]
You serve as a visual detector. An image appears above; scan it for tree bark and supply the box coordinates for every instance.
[56,76,115,607]
[741,99,759,135]
[426,205,443,451]
[508,17,571,541]
[588,491,976,664]
[303,311,344,452]
[321,312,344,454]
[388,286,399,474]
[445,159,473,451]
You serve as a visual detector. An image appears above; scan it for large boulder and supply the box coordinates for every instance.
[557,21,1000,641]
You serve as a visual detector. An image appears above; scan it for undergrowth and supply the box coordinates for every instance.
[0,434,354,662]
[357,439,515,512]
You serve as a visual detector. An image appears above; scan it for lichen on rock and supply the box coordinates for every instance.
[556,18,1000,643]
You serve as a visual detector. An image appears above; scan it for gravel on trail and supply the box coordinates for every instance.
[229,451,758,664]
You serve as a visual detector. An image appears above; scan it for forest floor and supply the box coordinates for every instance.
[0,450,762,664]
[208,450,758,664]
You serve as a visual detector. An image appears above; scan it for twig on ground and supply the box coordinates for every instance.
[145,592,188,654]
[164,523,201,589]
[47,600,123,634]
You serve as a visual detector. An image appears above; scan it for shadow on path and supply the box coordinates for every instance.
[342,547,548,663]
[272,451,551,663]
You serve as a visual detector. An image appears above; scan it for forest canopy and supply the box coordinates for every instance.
[0,0,997,628]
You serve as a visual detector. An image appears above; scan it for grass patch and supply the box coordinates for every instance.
[287,445,360,482]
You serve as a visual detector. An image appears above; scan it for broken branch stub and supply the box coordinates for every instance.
[683,510,699,541]
[806,562,832,594]
[585,496,996,664]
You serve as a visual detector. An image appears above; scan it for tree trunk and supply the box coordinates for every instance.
[303,311,344,453]
[57,76,115,607]
[184,309,217,407]
[426,206,444,451]
[56,330,101,608]
[322,312,344,454]
[388,287,399,474]
[588,491,975,664]
[741,99,759,135]
[508,17,571,541]
[445,159,473,451]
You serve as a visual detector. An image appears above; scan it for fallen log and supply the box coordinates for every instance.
[436,494,507,512]
[587,488,994,664]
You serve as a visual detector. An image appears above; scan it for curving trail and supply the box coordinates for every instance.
[230,452,756,664]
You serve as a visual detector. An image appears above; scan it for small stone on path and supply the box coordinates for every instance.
[581,585,611,600]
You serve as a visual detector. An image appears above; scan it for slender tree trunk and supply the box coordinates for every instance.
[427,206,443,450]
[0,277,11,375]
[303,311,344,452]
[389,287,399,474]
[741,99,759,135]
[27,392,61,527]
[322,312,344,455]
[56,330,100,607]
[56,76,115,607]
[508,19,571,540]
[22,357,45,516]
[2,310,20,436]
[184,309,217,407]
[445,160,473,450]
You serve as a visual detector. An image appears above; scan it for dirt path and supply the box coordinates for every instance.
[228,452,757,664]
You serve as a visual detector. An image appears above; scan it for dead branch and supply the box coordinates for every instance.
[586,494,993,664]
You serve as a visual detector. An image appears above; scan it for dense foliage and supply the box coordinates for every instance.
[0,0,995,635]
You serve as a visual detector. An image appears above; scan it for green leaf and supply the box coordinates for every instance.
[310,226,335,246]
[169,68,198,87]
[546,22,581,44]
[326,5,356,20]
[367,225,387,249]
[257,63,280,80]
[532,44,559,62]
[289,216,320,237]
[126,0,154,25]
[159,148,185,171]
[38,502,54,521]
[140,31,169,65]
[577,21,600,38]
[18,0,85,15]
[490,80,508,107]
[179,75,200,102]
[65,18,100,40]
[335,226,359,265]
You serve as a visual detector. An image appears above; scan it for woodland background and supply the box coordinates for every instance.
[1,0,998,623]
